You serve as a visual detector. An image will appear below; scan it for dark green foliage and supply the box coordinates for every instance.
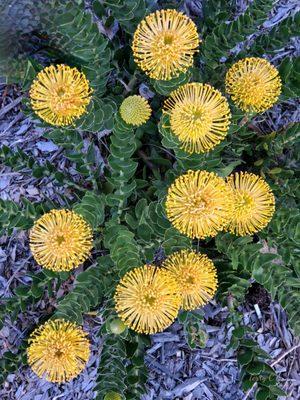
[0,347,27,386]
[0,198,54,235]
[201,0,232,35]
[200,0,273,81]
[279,57,300,99]
[0,269,57,329]
[178,310,207,349]
[124,334,148,400]
[0,0,45,83]
[216,232,300,336]
[96,334,128,399]
[76,97,117,133]
[41,1,111,97]
[104,219,142,275]
[247,12,300,57]
[96,331,148,400]
[264,207,299,267]
[54,256,114,324]
[100,0,146,34]
[74,192,106,229]
[106,113,139,214]
[44,128,105,188]
[125,199,191,261]
[256,124,299,165]
[216,234,262,304]
[254,123,299,268]
[151,71,192,96]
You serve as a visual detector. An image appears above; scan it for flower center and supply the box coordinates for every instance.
[51,83,84,117]
[57,87,65,97]
[56,235,65,245]
[193,109,205,120]
[173,104,213,139]
[151,31,181,64]
[236,192,255,216]
[140,288,160,311]
[163,33,174,45]
[144,294,156,306]
[54,349,63,358]
[48,228,73,255]
[186,276,194,284]
[186,192,210,215]
[238,73,265,106]
[180,273,197,293]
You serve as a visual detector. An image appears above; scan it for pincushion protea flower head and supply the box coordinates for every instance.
[166,170,233,239]
[162,250,218,310]
[30,64,92,126]
[164,83,231,153]
[27,319,90,383]
[226,172,275,236]
[132,9,200,81]
[114,265,181,334]
[225,57,281,113]
[120,95,151,126]
[29,209,93,272]
[104,392,122,400]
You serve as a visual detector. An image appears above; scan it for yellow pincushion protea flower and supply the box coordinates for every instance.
[119,95,151,126]
[114,265,181,334]
[30,64,92,126]
[27,319,90,383]
[226,172,275,236]
[29,209,93,272]
[166,170,233,239]
[162,250,218,310]
[132,9,200,81]
[225,57,281,113]
[163,83,231,153]
[104,392,122,400]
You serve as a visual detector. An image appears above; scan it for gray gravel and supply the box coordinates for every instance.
[142,303,299,400]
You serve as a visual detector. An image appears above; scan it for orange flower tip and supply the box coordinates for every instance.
[162,250,218,310]
[27,319,90,383]
[226,172,275,236]
[114,265,181,334]
[30,64,92,126]
[166,170,234,239]
[132,9,200,81]
[119,95,151,126]
[225,57,281,113]
[29,209,93,272]
[163,82,231,153]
